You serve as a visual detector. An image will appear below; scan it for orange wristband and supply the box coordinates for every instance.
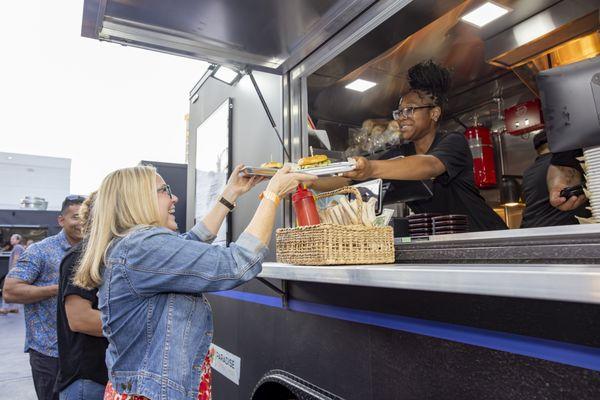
[259,191,281,206]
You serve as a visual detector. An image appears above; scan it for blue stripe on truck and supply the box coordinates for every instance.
[210,289,600,372]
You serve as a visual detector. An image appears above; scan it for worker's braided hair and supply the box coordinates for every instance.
[407,60,451,110]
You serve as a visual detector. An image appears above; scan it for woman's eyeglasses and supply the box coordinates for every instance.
[157,184,173,199]
[392,105,436,120]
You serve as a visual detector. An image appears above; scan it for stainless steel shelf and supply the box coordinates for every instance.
[260,262,600,304]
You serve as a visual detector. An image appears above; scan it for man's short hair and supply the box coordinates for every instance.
[61,195,86,215]
[533,131,548,151]
[11,234,22,242]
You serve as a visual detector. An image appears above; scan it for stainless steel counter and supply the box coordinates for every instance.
[395,223,600,245]
[260,262,600,304]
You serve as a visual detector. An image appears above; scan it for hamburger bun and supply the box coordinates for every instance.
[297,154,330,169]
[260,161,283,169]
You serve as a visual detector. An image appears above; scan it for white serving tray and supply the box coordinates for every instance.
[243,160,356,177]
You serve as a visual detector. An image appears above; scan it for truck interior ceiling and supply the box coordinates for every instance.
[306,0,600,228]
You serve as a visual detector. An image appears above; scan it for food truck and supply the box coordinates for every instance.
[82,1,600,398]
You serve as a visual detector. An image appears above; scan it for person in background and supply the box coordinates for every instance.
[521,133,590,228]
[8,234,25,270]
[73,165,315,400]
[3,195,86,400]
[55,192,108,400]
[546,149,589,212]
[0,234,25,314]
[26,239,35,248]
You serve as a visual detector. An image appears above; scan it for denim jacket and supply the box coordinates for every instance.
[98,222,267,400]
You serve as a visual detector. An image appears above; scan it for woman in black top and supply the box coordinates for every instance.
[343,60,506,232]
[56,192,108,399]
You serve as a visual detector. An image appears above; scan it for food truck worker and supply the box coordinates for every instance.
[520,132,590,228]
[315,60,507,232]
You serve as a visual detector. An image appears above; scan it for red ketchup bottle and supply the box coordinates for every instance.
[292,185,321,226]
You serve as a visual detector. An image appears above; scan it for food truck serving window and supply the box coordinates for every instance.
[287,0,600,240]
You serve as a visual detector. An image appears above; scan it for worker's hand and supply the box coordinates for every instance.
[546,164,587,211]
[266,165,317,197]
[342,157,372,180]
[549,187,587,211]
[224,164,267,200]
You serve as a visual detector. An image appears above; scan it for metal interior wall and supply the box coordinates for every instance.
[187,71,284,259]
[306,0,592,126]
[292,0,592,145]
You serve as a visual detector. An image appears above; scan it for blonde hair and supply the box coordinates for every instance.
[79,191,97,236]
[74,166,161,289]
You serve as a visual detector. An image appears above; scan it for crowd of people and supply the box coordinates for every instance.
[2,164,316,400]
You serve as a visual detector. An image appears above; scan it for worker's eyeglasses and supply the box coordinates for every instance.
[392,105,436,120]
[157,184,173,199]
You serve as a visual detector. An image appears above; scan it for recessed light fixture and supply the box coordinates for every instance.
[345,79,377,92]
[461,2,510,28]
[212,65,242,86]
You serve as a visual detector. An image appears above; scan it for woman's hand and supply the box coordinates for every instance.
[266,165,317,197]
[342,157,373,180]
[245,165,316,246]
[223,164,266,201]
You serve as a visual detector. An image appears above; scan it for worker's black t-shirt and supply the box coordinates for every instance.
[55,243,108,392]
[550,149,584,172]
[382,132,507,232]
[520,153,590,228]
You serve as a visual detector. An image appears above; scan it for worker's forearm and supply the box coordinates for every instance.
[547,165,582,190]
[201,187,238,236]
[3,279,58,304]
[244,199,278,246]
[370,156,442,180]
[309,176,351,192]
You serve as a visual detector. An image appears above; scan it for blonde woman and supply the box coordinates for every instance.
[73,164,315,400]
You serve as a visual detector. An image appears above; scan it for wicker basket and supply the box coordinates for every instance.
[276,187,395,265]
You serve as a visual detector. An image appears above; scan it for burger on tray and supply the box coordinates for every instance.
[243,155,356,177]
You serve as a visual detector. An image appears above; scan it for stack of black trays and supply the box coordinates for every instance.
[407,213,469,237]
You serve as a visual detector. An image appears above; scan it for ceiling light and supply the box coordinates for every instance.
[461,2,510,28]
[345,79,377,92]
[212,65,242,86]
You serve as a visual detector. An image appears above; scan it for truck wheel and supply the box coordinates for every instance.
[252,382,297,400]
[251,369,343,400]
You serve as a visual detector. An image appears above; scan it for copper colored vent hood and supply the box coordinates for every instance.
[485,0,599,69]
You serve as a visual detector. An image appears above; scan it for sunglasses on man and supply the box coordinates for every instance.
[65,195,87,202]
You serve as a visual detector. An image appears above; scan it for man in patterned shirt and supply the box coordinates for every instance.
[4,195,85,400]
